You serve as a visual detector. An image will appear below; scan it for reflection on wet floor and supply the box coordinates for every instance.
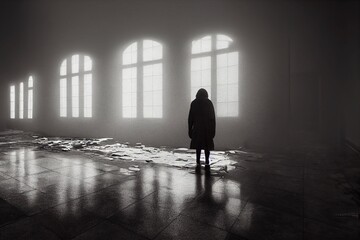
[0,142,359,239]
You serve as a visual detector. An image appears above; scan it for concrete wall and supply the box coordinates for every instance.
[0,0,347,150]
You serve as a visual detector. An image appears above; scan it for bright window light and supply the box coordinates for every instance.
[84,74,92,118]
[123,42,137,65]
[71,76,79,117]
[143,40,162,62]
[122,40,163,118]
[122,67,137,118]
[60,60,67,76]
[28,76,33,88]
[217,52,239,117]
[191,56,211,99]
[28,76,33,119]
[216,34,233,50]
[71,54,79,74]
[84,56,92,71]
[60,78,67,117]
[60,54,93,118]
[143,63,163,118]
[28,89,33,119]
[10,85,15,119]
[19,82,24,119]
[192,35,212,54]
[191,34,239,117]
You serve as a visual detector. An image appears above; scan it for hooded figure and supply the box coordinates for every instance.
[188,88,216,167]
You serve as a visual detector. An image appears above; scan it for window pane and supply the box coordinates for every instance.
[192,35,212,54]
[123,42,137,65]
[60,60,67,76]
[143,40,163,62]
[84,74,92,118]
[143,63,163,118]
[60,78,67,117]
[216,34,233,50]
[191,57,211,99]
[122,67,137,118]
[72,76,79,117]
[10,85,15,119]
[216,52,239,117]
[84,56,92,72]
[28,89,33,119]
[19,82,24,119]
[28,76,33,88]
[72,54,79,74]
[217,102,227,117]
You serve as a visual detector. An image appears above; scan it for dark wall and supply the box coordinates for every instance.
[343,1,360,148]
[1,0,348,150]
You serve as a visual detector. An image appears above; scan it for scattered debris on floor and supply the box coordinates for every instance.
[0,129,265,175]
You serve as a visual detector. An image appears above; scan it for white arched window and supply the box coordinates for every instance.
[19,82,24,119]
[10,85,15,119]
[122,40,163,118]
[60,54,93,118]
[28,76,33,119]
[191,34,239,117]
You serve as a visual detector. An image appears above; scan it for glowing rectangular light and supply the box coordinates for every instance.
[27,76,33,119]
[84,56,92,72]
[191,56,211,100]
[60,60,67,76]
[143,40,162,62]
[72,76,79,117]
[217,51,239,117]
[143,63,162,118]
[10,85,15,119]
[19,82,24,119]
[60,78,67,117]
[72,55,79,74]
[28,89,33,119]
[122,67,137,118]
[123,42,137,65]
[192,36,212,54]
[84,74,92,118]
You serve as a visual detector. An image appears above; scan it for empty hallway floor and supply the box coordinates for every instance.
[0,132,359,239]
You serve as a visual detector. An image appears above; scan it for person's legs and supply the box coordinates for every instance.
[205,149,210,173]
[205,149,210,165]
[196,148,201,165]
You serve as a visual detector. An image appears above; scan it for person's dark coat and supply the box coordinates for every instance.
[188,89,216,150]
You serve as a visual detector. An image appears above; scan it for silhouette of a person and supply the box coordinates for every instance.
[188,88,216,170]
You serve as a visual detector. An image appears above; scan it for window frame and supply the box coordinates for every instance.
[191,34,239,118]
[59,54,93,118]
[121,39,164,119]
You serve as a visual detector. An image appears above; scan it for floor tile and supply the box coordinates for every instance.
[73,221,147,240]
[35,199,102,239]
[0,198,25,227]
[0,217,60,240]
[155,214,227,240]
[109,200,180,239]
[231,202,303,240]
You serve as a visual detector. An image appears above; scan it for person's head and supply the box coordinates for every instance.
[196,88,208,99]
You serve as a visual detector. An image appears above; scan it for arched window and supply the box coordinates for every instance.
[10,85,15,119]
[28,76,33,119]
[60,54,93,118]
[122,40,163,118]
[191,34,239,117]
[19,82,24,119]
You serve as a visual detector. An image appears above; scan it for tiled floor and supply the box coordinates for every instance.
[0,143,359,239]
